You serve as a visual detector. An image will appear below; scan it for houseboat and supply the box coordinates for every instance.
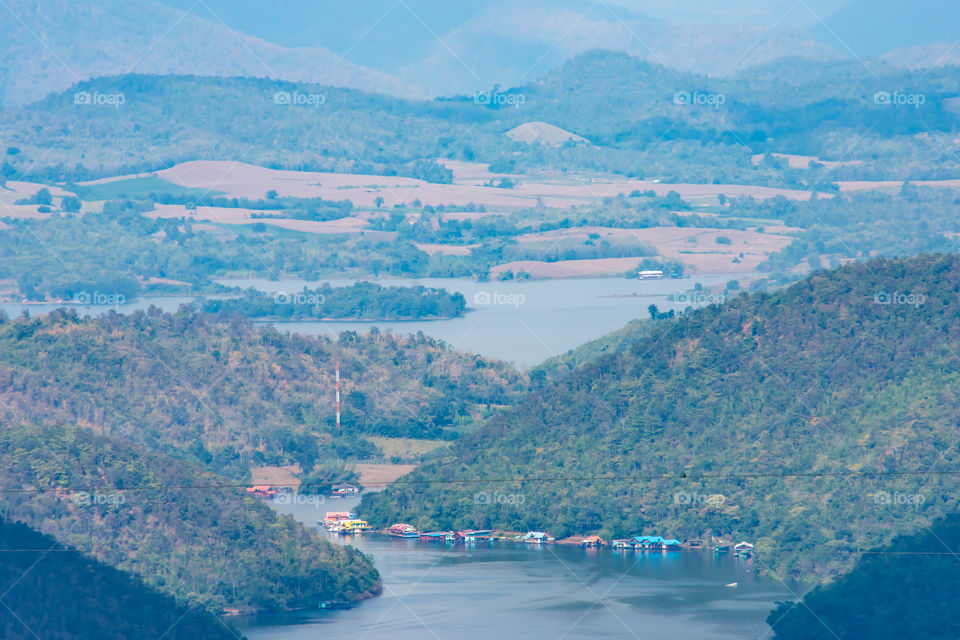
[611,539,636,549]
[339,519,370,534]
[733,541,755,558]
[662,539,682,551]
[388,523,420,538]
[517,531,553,544]
[456,529,494,542]
[245,485,278,498]
[331,482,361,498]
[321,511,354,532]
[419,531,451,542]
[579,535,606,547]
[634,535,665,550]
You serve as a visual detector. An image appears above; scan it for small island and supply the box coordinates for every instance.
[202,282,467,321]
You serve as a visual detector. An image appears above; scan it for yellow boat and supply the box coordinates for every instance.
[340,519,370,533]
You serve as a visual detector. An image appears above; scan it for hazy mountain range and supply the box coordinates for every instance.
[1,0,958,106]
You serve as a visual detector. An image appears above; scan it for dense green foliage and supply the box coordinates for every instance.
[0,307,526,475]
[768,514,960,640]
[0,516,242,640]
[3,52,959,186]
[202,283,467,320]
[0,422,380,611]
[361,253,960,582]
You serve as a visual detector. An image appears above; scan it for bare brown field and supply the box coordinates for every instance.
[414,242,479,256]
[154,160,816,211]
[0,181,76,219]
[4,181,75,198]
[836,179,960,191]
[750,153,862,170]
[354,463,417,488]
[251,465,301,488]
[490,257,644,278]
[365,436,448,458]
[493,226,794,276]
[146,204,377,235]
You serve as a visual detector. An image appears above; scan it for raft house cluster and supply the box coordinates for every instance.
[320,514,755,557]
[245,487,755,559]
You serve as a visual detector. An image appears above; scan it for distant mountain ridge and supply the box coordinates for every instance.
[0,0,413,106]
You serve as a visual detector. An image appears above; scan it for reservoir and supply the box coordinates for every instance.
[3,275,741,366]
[237,494,796,640]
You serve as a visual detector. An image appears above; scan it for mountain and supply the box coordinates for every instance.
[810,0,960,58]
[883,43,960,70]
[0,0,411,106]
[6,52,960,186]
[0,517,240,640]
[768,513,960,640]
[360,253,960,582]
[389,1,843,96]
[0,307,526,476]
[155,0,845,94]
[0,420,380,611]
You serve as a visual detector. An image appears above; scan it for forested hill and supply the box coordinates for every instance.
[0,517,241,640]
[0,307,526,477]
[768,513,960,640]
[360,253,960,581]
[4,52,960,184]
[0,422,380,612]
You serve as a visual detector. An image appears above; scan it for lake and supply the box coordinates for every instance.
[216,275,742,366]
[2,275,743,366]
[236,494,796,640]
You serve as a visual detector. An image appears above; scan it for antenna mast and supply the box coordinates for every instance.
[335,359,341,431]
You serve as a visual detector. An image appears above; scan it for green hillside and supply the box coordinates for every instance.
[360,253,960,582]
[768,513,960,640]
[3,51,959,185]
[0,421,379,611]
[0,517,241,640]
[0,307,526,477]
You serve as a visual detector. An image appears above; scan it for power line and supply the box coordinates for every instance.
[1,468,957,495]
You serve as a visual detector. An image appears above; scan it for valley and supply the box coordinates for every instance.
[2,2,960,637]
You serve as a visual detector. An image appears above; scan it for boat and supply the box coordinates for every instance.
[319,600,353,610]
[388,523,420,538]
[579,535,606,547]
[715,544,731,554]
[456,529,494,542]
[322,511,354,532]
[517,531,553,544]
[340,519,370,533]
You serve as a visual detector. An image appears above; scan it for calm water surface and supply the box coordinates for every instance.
[3,276,742,367]
[217,275,742,366]
[236,495,795,640]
